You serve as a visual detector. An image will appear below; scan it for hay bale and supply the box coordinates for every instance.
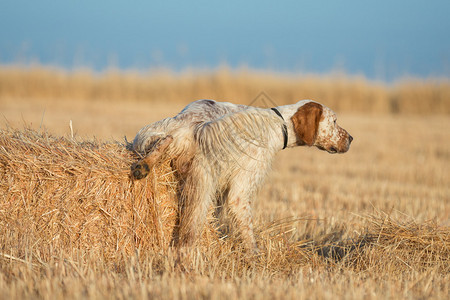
[0,128,180,260]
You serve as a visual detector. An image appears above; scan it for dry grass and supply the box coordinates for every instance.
[1,65,449,114]
[0,123,448,299]
[0,66,449,299]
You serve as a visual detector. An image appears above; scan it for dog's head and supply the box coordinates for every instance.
[291,101,353,153]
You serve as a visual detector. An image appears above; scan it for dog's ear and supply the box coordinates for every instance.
[291,102,323,146]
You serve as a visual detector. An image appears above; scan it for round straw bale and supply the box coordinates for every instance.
[0,128,183,260]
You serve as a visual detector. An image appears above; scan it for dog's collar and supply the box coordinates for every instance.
[270,107,288,150]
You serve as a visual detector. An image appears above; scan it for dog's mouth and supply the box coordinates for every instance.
[328,147,338,154]
[317,145,348,154]
[317,145,338,154]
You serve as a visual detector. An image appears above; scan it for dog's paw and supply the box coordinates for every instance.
[131,161,150,180]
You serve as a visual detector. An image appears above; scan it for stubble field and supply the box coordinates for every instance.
[0,66,449,299]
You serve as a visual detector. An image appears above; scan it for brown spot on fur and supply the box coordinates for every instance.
[291,102,323,146]
[203,100,216,106]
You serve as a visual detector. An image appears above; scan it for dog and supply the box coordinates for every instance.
[131,99,353,252]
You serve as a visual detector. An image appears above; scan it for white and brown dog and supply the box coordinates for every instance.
[131,99,352,252]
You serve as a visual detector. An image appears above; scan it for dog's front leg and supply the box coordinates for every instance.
[227,191,258,253]
[226,162,273,254]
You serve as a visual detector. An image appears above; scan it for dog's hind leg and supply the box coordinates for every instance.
[176,162,216,247]
[131,135,173,179]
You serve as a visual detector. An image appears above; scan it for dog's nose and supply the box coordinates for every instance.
[349,135,353,144]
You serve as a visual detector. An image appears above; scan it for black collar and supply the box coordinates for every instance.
[270,107,288,150]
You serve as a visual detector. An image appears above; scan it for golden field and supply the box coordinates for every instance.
[0,66,449,299]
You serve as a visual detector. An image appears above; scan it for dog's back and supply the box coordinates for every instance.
[133,99,246,154]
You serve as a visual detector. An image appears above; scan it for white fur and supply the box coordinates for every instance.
[132,99,352,251]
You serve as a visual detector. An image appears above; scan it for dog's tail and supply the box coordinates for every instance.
[132,117,175,154]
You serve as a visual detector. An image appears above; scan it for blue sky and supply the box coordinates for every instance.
[1,0,449,80]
